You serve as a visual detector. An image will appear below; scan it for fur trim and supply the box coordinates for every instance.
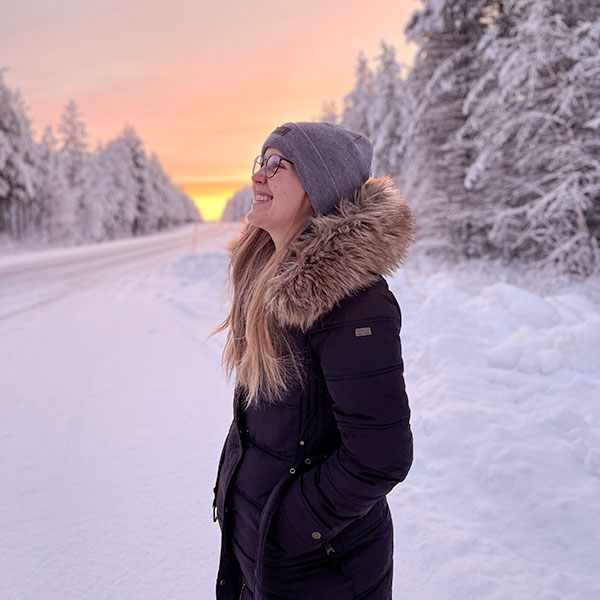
[265,175,416,331]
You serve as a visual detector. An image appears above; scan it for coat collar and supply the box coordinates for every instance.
[265,175,416,332]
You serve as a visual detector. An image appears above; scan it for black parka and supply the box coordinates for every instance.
[213,176,416,600]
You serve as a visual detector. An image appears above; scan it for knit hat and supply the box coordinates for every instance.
[260,122,373,216]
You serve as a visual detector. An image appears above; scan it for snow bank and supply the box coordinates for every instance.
[387,263,600,600]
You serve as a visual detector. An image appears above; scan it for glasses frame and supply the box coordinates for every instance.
[252,154,295,178]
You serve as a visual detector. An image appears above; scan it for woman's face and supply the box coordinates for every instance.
[248,147,314,247]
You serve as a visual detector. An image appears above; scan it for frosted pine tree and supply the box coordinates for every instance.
[0,69,39,242]
[458,0,600,274]
[35,125,76,245]
[120,125,161,235]
[221,185,253,222]
[57,99,91,242]
[147,152,200,226]
[99,135,138,238]
[401,0,494,257]
[366,41,410,178]
[341,50,376,138]
[80,143,108,242]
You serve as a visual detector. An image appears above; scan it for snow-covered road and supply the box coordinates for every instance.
[1,224,599,599]
[1,223,241,599]
[0,223,232,320]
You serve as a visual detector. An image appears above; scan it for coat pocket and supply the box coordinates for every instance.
[332,499,388,552]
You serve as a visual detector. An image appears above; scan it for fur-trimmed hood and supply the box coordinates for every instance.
[265,175,416,332]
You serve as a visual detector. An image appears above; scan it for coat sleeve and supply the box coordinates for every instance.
[269,289,413,555]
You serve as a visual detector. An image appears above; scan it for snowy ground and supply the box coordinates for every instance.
[1,222,599,599]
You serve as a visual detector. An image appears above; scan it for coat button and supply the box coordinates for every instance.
[311,531,322,540]
[299,440,305,446]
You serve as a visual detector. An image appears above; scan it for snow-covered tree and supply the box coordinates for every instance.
[119,125,161,235]
[80,145,108,242]
[147,151,200,227]
[221,185,253,222]
[0,68,39,241]
[400,0,494,257]
[366,41,410,178]
[34,125,76,245]
[98,135,138,239]
[57,99,91,241]
[341,50,376,139]
[457,0,600,274]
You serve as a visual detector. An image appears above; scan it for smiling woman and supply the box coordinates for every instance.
[210,121,416,600]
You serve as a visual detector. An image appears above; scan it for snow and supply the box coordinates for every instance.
[1,222,600,599]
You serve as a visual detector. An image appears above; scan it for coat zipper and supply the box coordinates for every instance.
[324,541,335,556]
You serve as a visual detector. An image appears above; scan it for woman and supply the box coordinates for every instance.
[212,121,416,599]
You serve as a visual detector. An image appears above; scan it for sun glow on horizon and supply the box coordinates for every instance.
[178,181,247,221]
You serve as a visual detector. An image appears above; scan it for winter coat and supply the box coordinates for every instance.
[212,176,416,600]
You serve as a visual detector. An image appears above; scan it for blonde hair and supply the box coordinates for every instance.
[211,217,311,409]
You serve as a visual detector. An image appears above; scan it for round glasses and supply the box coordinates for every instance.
[252,154,295,178]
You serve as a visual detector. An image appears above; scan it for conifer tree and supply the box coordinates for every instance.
[341,50,376,138]
[0,68,38,240]
[35,125,76,244]
[367,41,410,178]
[57,99,91,241]
[458,0,600,274]
[400,0,494,256]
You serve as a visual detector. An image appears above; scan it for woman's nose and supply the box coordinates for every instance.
[252,166,267,183]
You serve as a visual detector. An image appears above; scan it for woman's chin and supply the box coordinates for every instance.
[247,206,269,225]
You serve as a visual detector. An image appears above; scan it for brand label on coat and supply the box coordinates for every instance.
[355,327,372,337]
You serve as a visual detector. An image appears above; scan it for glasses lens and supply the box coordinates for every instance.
[252,156,262,176]
[266,155,281,178]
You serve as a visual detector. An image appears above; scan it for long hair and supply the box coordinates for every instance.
[211,217,310,409]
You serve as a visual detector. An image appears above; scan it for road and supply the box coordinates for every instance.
[0,221,241,600]
[0,222,240,320]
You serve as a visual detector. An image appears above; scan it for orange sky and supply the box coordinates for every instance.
[1,0,420,220]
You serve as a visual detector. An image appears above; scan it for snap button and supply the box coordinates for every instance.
[299,440,305,446]
[311,531,322,540]
[289,468,296,474]
[305,458,311,465]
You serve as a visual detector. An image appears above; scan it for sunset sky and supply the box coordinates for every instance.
[1,0,420,220]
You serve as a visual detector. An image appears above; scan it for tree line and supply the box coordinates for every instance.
[0,67,200,250]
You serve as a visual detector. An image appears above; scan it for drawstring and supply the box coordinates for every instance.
[238,581,246,600]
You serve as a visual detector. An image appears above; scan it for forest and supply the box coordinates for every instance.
[0,70,200,250]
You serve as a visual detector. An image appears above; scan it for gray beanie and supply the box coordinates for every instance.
[260,121,373,216]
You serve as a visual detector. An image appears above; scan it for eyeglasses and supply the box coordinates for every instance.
[252,154,295,178]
